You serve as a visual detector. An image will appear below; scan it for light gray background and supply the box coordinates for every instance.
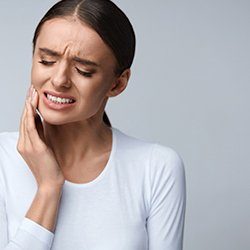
[0,1,249,250]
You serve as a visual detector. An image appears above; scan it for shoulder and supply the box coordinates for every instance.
[112,127,155,159]
[113,127,185,175]
[151,143,185,173]
[148,143,186,205]
[115,128,186,211]
[0,131,19,152]
[148,143,186,188]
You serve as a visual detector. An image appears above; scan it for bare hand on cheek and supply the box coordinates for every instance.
[17,85,65,190]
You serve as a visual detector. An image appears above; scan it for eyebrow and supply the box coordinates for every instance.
[38,47,100,67]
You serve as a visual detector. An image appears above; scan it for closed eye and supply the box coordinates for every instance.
[38,60,93,78]
[38,60,56,66]
[75,67,93,78]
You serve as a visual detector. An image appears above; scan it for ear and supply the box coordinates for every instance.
[107,68,131,97]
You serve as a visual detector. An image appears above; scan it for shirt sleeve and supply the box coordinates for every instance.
[146,143,186,250]
[0,133,55,250]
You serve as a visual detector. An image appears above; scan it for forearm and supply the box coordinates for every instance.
[25,185,63,233]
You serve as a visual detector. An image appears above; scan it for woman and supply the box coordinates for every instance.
[0,0,186,249]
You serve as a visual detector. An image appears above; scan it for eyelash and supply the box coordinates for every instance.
[38,60,93,78]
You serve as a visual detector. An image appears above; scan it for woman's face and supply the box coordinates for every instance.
[31,17,124,125]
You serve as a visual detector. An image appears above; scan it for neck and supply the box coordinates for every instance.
[42,119,112,170]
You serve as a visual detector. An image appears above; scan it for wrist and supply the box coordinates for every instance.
[38,184,64,197]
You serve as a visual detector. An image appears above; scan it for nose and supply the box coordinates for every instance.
[51,61,72,89]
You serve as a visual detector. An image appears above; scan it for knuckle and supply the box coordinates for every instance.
[16,142,24,152]
[16,144,23,153]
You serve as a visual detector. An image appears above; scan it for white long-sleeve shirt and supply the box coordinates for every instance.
[0,126,186,250]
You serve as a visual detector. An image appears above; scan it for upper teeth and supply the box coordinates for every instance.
[47,94,74,104]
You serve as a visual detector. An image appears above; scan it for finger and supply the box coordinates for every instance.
[18,103,27,150]
[23,99,33,149]
[30,86,42,121]
[30,85,39,110]
[19,85,31,132]
[25,96,45,149]
[19,101,26,138]
[25,85,33,100]
[30,87,46,143]
[19,86,32,147]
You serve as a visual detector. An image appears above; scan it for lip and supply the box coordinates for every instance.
[42,92,76,110]
[43,90,76,101]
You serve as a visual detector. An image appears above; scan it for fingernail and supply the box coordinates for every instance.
[31,89,35,101]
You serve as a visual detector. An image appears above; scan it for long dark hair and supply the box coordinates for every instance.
[32,0,136,127]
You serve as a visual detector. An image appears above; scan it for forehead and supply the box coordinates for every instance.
[36,17,114,62]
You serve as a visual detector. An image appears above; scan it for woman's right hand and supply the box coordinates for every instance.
[17,84,65,190]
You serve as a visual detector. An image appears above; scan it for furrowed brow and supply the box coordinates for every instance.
[39,48,60,57]
[38,47,100,67]
[73,56,100,67]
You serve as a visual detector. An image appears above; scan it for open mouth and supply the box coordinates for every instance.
[44,92,76,105]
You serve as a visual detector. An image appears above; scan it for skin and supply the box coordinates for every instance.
[15,16,131,232]
[28,17,130,183]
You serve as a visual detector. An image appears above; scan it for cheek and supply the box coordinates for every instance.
[31,63,46,86]
[78,81,103,104]
[78,77,111,109]
[89,76,113,101]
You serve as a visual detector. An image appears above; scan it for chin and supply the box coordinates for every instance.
[39,110,73,126]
